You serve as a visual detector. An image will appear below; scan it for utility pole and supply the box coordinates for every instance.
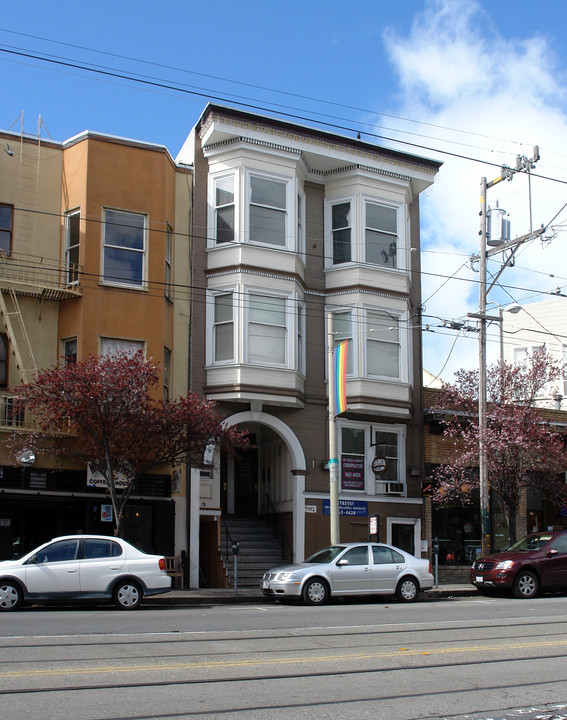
[327,312,340,545]
[471,147,542,558]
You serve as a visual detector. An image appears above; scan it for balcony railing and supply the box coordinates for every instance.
[0,251,82,300]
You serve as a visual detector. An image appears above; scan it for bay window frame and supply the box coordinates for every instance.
[102,208,147,289]
[245,169,293,250]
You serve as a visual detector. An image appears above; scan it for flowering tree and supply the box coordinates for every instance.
[13,352,248,536]
[433,348,567,543]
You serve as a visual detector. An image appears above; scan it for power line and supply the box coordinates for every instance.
[3,44,567,187]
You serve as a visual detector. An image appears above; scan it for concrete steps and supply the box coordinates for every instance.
[220,516,286,589]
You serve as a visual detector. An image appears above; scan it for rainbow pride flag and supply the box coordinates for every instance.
[334,340,348,415]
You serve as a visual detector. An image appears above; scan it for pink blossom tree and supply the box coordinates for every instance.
[12,352,248,536]
[433,348,567,543]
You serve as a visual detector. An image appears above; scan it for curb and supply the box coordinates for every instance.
[143,586,479,606]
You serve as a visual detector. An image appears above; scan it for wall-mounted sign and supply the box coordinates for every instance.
[323,499,368,517]
[341,454,365,490]
[372,456,387,475]
[305,505,317,514]
[101,504,113,523]
[87,463,131,489]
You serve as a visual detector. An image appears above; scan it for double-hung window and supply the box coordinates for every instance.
[165,225,173,298]
[365,201,398,267]
[100,338,144,357]
[215,176,235,244]
[374,430,399,485]
[103,209,146,288]
[297,303,305,375]
[63,338,77,365]
[249,175,287,247]
[331,201,351,264]
[248,294,287,364]
[333,310,354,375]
[163,347,171,401]
[0,204,13,254]
[65,210,80,285]
[366,311,400,378]
[213,293,234,362]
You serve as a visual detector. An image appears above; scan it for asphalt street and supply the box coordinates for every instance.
[2,593,567,720]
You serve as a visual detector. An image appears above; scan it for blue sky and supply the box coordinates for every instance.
[1,0,566,382]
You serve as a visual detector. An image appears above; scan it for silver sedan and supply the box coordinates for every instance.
[261,542,433,605]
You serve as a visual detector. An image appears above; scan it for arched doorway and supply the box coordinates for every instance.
[221,412,306,517]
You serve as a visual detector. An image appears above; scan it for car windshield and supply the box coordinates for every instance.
[506,534,553,552]
[305,546,347,564]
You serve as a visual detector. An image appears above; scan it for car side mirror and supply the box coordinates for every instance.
[547,548,559,558]
[336,559,349,566]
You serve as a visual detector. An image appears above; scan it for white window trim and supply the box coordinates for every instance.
[165,224,173,300]
[363,306,405,382]
[361,196,404,270]
[244,169,293,251]
[297,301,306,376]
[64,208,81,287]
[208,170,239,249]
[99,337,145,357]
[335,419,407,495]
[325,195,356,268]
[297,186,306,263]
[243,286,295,368]
[206,288,238,366]
[101,208,147,290]
[327,306,357,379]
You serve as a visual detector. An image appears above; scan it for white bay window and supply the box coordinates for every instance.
[366,311,400,379]
[248,294,287,364]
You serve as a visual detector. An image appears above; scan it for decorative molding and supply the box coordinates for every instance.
[201,112,435,179]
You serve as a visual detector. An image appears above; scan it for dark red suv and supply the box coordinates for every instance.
[470,530,567,599]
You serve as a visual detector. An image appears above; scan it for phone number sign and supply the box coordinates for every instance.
[341,454,365,490]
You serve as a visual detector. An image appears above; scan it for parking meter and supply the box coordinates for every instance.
[432,537,439,588]
[232,538,240,594]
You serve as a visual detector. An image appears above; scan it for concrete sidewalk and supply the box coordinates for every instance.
[144,584,479,605]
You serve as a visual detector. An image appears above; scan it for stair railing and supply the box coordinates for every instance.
[265,493,293,562]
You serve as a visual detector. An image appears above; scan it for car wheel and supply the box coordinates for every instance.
[513,570,539,599]
[113,580,142,610]
[0,581,23,611]
[302,578,329,605]
[396,577,419,602]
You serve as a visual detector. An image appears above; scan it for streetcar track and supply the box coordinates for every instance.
[1,616,565,649]
[2,625,567,666]
[1,651,567,696]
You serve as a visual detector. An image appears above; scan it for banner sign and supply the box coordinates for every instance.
[323,499,368,517]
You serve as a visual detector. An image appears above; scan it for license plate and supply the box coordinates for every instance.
[262,580,269,589]
[475,576,483,582]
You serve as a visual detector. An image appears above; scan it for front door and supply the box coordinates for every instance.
[234,447,258,515]
[391,522,415,555]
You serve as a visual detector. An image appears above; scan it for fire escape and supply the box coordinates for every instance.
[0,119,81,427]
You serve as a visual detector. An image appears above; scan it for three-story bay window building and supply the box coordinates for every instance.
[178,104,441,587]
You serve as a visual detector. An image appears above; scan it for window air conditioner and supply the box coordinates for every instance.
[385,482,405,495]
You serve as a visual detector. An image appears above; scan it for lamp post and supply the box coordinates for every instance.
[499,304,522,363]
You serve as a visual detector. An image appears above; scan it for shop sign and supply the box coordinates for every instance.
[341,454,365,490]
[305,505,317,514]
[322,499,368,517]
[87,463,131,489]
[101,504,113,523]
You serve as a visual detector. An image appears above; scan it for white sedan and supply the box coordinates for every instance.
[262,542,434,605]
[0,535,172,611]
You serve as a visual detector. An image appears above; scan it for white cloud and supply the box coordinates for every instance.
[383,0,567,383]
